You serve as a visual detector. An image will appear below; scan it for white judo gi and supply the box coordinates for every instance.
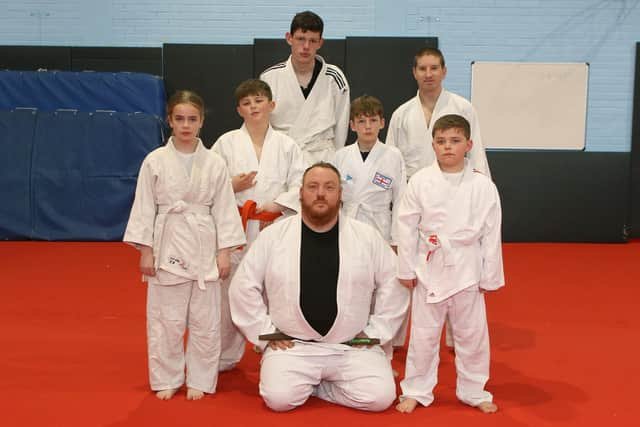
[260,55,350,165]
[386,90,491,179]
[396,160,504,407]
[124,137,246,393]
[334,140,406,245]
[211,125,306,371]
[229,215,410,412]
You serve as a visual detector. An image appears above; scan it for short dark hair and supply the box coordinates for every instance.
[432,114,470,139]
[302,162,341,186]
[290,11,324,36]
[350,95,384,120]
[413,47,445,68]
[234,79,273,103]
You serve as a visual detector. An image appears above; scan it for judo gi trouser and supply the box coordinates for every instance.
[260,344,396,412]
[219,261,246,371]
[147,280,221,393]
[400,284,493,407]
[391,309,409,347]
[393,313,453,348]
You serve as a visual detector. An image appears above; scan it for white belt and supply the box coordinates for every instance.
[158,201,210,215]
[157,201,211,290]
[420,230,469,266]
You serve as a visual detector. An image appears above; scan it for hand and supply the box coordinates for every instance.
[267,340,295,350]
[256,201,282,230]
[139,246,155,277]
[399,278,417,289]
[231,171,257,193]
[216,248,231,280]
[256,201,283,214]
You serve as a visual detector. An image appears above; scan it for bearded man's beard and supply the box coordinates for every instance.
[301,197,340,227]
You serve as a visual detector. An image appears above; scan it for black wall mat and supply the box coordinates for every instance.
[253,38,346,78]
[0,46,71,71]
[71,47,162,75]
[344,37,438,143]
[489,151,630,242]
[163,44,254,147]
[631,42,640,237]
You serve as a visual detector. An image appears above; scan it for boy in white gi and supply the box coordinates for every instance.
[395,114,504,414]
[260,10,350,165]
[334,95,406,251]
[212,79,306,371]
[124,91,245,400]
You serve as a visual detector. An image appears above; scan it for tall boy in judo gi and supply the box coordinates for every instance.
[395,114,504,414]
[260,10,350,164]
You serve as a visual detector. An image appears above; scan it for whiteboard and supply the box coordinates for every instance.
[471,62,588,150]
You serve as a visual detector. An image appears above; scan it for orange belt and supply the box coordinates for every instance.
[239,200,282,232]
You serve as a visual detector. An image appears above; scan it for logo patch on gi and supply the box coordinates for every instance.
[372,172,392,189]
[168,256,188,270]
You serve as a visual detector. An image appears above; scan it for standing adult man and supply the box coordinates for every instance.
[260,11,350,165]
[229,163,410,412]
[386,47,490,179]
[386,47,491,350]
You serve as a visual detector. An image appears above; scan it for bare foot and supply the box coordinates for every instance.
[477,401,498,413]
[155,388,178,400]
[396,398,418,413]
[186,388,205,400]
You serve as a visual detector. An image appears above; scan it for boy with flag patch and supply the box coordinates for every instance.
[333,95,406,251]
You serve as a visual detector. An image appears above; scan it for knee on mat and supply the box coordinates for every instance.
[367,381,396,412]
[260,383,309,412]
[349,378,396,412]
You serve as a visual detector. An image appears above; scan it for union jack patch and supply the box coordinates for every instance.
[372,172,393,189]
